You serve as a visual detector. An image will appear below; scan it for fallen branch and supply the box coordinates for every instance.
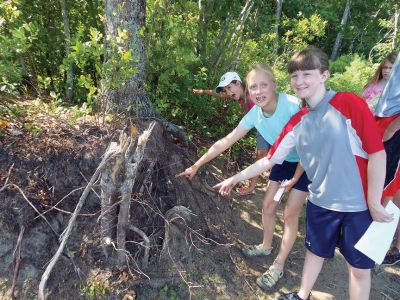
[128,225,150,267]
[11,225,25,300]
[38,142,119,300]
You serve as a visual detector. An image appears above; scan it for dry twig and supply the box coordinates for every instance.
[11,225,25,300]
[38,142,119,300]
[128,225,150,267]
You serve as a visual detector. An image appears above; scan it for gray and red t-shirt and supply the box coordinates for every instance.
[267,90,384,212]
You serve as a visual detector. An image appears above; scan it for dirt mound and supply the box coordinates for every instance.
[0,114,258,299]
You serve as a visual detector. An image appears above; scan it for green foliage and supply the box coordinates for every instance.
[281,13,327,56]
[160,285,180,300]
[63,26,138,103]
[329,55,374,94]
[1,0,399,142]
[81,281,109,300]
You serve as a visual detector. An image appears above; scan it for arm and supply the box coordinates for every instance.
[176,126,249,180]
[281,162,305,192]
[213,157,275,196]
[214,112,300,195]
[367,150,394,222]
[383,116,400,142]
[192,89,231,100]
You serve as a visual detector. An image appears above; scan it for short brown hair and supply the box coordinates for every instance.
[287,47,329,74]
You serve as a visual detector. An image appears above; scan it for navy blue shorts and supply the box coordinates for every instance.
[305,201,375,269]
[269,161,310,192]
[256,132,270,150]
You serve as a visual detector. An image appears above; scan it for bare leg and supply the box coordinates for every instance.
[243,148,268,193]
[347,263,371,300]
[394,190,400,249]
[297,250,324,299]
[261,180,281,249]
[272,188,308,270]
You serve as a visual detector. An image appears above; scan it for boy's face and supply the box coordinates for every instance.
[247,70,277,109]
[382,60,393,81]
[222,81,243,100]
[290,69,329,101]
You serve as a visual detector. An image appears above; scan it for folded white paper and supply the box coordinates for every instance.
[355,201,400,264]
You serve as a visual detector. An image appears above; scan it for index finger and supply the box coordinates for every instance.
[213,182,222,189]
[175,171,187,178]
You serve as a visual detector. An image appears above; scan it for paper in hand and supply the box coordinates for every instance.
[355,201,400,264]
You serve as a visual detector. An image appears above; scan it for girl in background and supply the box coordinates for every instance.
[361,52,397,112]
[365,52,400,265]
[193,71,269,195]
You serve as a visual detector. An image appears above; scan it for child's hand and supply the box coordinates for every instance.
[369,203,394,222]
[175,165,199,180]
[213,177,238,196]
[281,178,297,193]
[192,89,204,95]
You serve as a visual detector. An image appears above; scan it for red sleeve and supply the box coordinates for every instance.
[267,108,308,163]
[375,114,400,136]
[330,92,384,154]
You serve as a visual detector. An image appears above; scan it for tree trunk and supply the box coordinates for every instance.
[393,5,399,50]
[59,0,74,101]
[87,0,99,29]
[229,0,255,69]
[104,0,155,118]
[274,0,283,53]
[196,0,215,58]
[330,0,351,61]
[210,13,233,73]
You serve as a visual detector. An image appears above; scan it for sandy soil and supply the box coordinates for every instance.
[227,182,400,300]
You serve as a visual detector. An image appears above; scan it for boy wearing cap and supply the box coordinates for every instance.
[193,71,269,195]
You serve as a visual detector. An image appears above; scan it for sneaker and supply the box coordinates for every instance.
[274,292,311,300]
[241,244,272,257]
[382,247,400,266]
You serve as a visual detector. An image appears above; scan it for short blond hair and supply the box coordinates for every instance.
[245,64,276,85]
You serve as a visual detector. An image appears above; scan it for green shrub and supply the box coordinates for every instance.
[329,55,374,95]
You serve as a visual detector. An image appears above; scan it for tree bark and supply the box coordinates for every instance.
[196,0,215,58]
[229,0,255,69]
[393,5,399,50]
[274,0,283,53]
[330,0,351,61]
[87,0,99,29]
[210,13,233,73]
[59,0,74,101]
[104,0,155,118]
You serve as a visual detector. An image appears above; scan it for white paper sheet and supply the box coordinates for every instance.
[355,201,400,264]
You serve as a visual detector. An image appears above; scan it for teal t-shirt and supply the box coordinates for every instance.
[239,93,301,162]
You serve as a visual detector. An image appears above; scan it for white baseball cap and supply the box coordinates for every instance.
[215,71,242,93]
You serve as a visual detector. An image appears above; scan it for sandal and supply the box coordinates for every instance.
[236,187,256,196]
[256,266,283,290]
[242,244,272,257]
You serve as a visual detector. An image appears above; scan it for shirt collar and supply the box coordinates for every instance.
[307,89,336,111]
